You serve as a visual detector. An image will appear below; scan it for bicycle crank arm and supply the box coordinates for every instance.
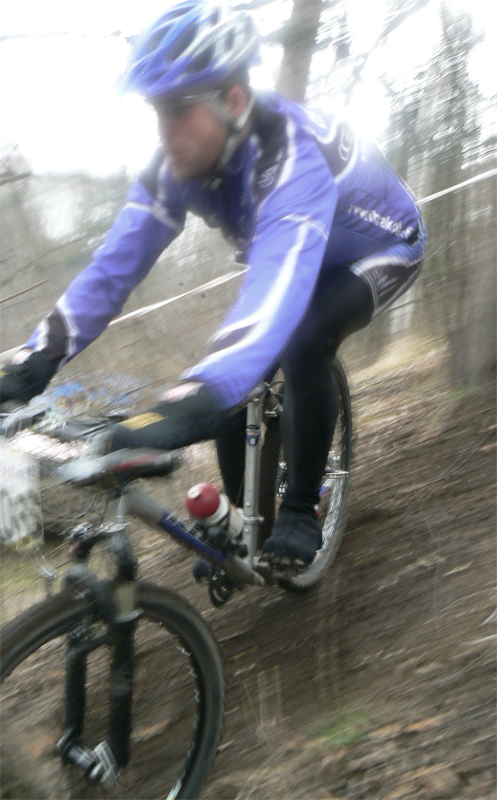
[222,554,265,586]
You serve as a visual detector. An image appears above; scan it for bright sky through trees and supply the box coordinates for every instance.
[1,0,495,176]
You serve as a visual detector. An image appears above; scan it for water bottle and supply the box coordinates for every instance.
[185,483,244,539]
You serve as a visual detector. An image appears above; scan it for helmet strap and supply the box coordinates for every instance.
[207,92,255,172]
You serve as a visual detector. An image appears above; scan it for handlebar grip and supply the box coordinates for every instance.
[0,405,47,439]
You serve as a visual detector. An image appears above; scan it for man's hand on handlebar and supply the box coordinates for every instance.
[0,350,56,404]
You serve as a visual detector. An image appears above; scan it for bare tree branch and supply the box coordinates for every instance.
[0,31,122,45]
[232,0,280,10]
[1,280,50,305]
[377,0,431,45]
[343,0,431,104]
[0,171,32,186]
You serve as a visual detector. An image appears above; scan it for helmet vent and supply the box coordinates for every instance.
[167,22,199,60]
[146,26,171,56]
[209,9,221,27]
[188,44,215,73]
[225,28,235,51]
[120,4,260,97]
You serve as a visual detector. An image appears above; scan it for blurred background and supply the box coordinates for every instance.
[1,0,495,402]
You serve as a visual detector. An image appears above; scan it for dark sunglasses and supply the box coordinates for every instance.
[149,90,223,123]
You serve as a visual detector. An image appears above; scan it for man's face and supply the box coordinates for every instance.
[152,94,229,181]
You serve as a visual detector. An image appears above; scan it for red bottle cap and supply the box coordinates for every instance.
[185,482,220,518]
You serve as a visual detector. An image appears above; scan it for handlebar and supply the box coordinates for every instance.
[0,402,122,442]
[56,449,182,487]
[0,403,49,439]
[0,401,182,488]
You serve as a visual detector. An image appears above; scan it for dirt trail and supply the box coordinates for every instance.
[1,349,496,799]
[187,351,496,800]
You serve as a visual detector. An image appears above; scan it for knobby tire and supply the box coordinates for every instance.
[0,582,224,799]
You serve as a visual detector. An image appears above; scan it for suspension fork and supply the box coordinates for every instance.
[58,494,140,784]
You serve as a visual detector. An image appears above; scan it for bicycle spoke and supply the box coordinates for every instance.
[1,591,223,799]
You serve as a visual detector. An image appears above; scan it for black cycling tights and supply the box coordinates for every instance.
[216,267,374,513]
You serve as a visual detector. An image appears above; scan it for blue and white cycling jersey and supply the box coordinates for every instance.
[26,91,422,409]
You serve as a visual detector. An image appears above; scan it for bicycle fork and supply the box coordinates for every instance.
[57,515,140,787]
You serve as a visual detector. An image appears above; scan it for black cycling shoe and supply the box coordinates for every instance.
[261,509,322,569]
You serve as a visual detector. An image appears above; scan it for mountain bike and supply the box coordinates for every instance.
[0,358,352,799]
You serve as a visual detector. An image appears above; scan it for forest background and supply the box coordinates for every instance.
[1,0,496,403]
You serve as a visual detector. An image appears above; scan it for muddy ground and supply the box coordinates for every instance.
[1,346,496,799]
[139,347,496,800]
[197,349,495,800]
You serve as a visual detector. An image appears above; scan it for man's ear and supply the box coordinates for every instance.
[224,85,248,120]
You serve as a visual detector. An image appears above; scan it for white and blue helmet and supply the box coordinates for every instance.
[119,1,260,98]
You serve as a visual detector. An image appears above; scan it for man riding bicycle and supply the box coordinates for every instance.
[0,0,426,570]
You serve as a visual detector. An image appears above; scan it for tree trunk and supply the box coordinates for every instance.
[276,0,324,102]
[450,175,497,386]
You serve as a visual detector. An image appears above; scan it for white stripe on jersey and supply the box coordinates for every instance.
[334,139,360,185]
[56,296,79,361]
[210,214,325,344]
[35,318,49,352]
[301,109,359,182]
[302,108,339,145]
[188,220,313,369]
[350,249,423,278]
[283,214,329,241]
[125,201,182,232]
[277,117,298,188]
[350,243,424,317]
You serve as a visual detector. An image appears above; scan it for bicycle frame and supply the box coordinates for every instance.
[0,384,279,589]
[95,386,273,589]
[49,386,274,778]
[0,366,350,793]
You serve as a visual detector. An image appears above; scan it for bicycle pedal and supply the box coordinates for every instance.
[254,559,276,583]
[259,552,306,577]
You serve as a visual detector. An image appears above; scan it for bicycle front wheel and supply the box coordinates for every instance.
[1,582,224,799]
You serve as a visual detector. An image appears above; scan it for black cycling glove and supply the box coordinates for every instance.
[0,351,56,404]
[99,382,241,454]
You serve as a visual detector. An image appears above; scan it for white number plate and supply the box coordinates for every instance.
[0,446,42,546]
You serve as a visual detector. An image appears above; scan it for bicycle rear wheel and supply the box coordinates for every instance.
[260,358,352,592]
[1,582,224,799]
